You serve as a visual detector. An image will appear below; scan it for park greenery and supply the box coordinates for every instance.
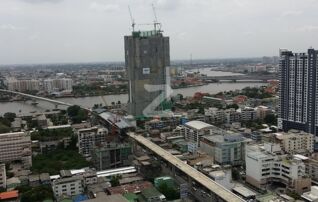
[67,105,88,123]
[31,149,91,175]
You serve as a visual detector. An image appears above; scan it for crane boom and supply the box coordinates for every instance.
[128,6,135,31]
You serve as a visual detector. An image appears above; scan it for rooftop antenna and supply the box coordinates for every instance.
[128,6,135,31]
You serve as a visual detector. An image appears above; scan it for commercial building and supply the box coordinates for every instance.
[0,164,6,189]
[278,48,318,136]
[0,132,32,168]
[92,143,132,170]
[245,145,311,194]
[274,130,314,154]
[200,134,247,165]
[125,28,170,117]
[183,121,214,147]
[77,126,108,157]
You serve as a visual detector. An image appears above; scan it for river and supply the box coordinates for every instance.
[0,70,265,115]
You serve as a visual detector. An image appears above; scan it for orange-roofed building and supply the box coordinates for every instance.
[0,190,19,202]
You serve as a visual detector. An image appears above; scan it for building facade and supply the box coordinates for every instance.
[0,164,6,189]
[183,121,214,147]
[125,30,170,116]
[245,145,311,194]
[0,132,32,168]
[52,176,84,198]
[274,130,314,154]
[200,134,246,165]
[77,126,108,157]
[5,78,40,92]
[92,143,132,170]
[43,78,73,93]
[278,48,318,136]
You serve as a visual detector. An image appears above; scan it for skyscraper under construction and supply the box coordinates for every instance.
[125,29,170,117]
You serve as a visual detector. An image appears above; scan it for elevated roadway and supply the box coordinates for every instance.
[128,132,245,202]
[0,89,91,111]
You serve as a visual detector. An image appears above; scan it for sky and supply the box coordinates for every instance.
[1,0,318,64]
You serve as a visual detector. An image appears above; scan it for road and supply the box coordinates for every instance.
[128,132,245,202]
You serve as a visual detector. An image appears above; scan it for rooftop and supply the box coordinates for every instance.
[185,120,214,130]
[0,190,19,200]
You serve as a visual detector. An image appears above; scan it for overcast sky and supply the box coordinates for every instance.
[1,0,318,64]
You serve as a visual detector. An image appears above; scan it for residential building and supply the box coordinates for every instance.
[278,49,318,136]
[256,106,272,120]
[92,143,132,170]
[274,130,314,154]
[225,108,241,124]
[200,134,247,165]
[245,145,311,194]
[0,132,32,168]
[183,121,214,147]
[43,78,73,93]
[77,126,108,157]
[52,175,84,198]
[125,29,170,116]
[5,78,40,92]
[0,164,6,189]
[205,108,226,124]
[240,107,257,122]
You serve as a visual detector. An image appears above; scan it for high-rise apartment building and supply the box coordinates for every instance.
[5,78,40,92]
[125,30,170,116]
[43,78,73,93]
[278,48,318,135]
[76,126,108,157]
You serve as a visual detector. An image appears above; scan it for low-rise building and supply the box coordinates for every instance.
[274,130,314,154]
[245,145,311,194]
[52,175,84,198]
[183,121,214,147]
[200,134,247,165]
[240,107,257,122]
[225,108,241,124]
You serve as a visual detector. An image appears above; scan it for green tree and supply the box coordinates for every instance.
[110,175,122,187]
[158,182,179,200]
[3,112,16,122]
[0,123,10,133]
[264,114,277,125]
[226,103,239,110]
[18,185,53,202]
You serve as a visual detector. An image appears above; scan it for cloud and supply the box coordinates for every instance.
[89,2,119,12]
[0,24,23,31]
[281,10,303,17]
[296,25,318,32]
[19,0,63,3]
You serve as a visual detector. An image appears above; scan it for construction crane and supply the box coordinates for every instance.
[128,4,162,32]
[128,6,135,31]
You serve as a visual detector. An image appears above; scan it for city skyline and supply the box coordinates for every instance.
[1,0,318,64]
